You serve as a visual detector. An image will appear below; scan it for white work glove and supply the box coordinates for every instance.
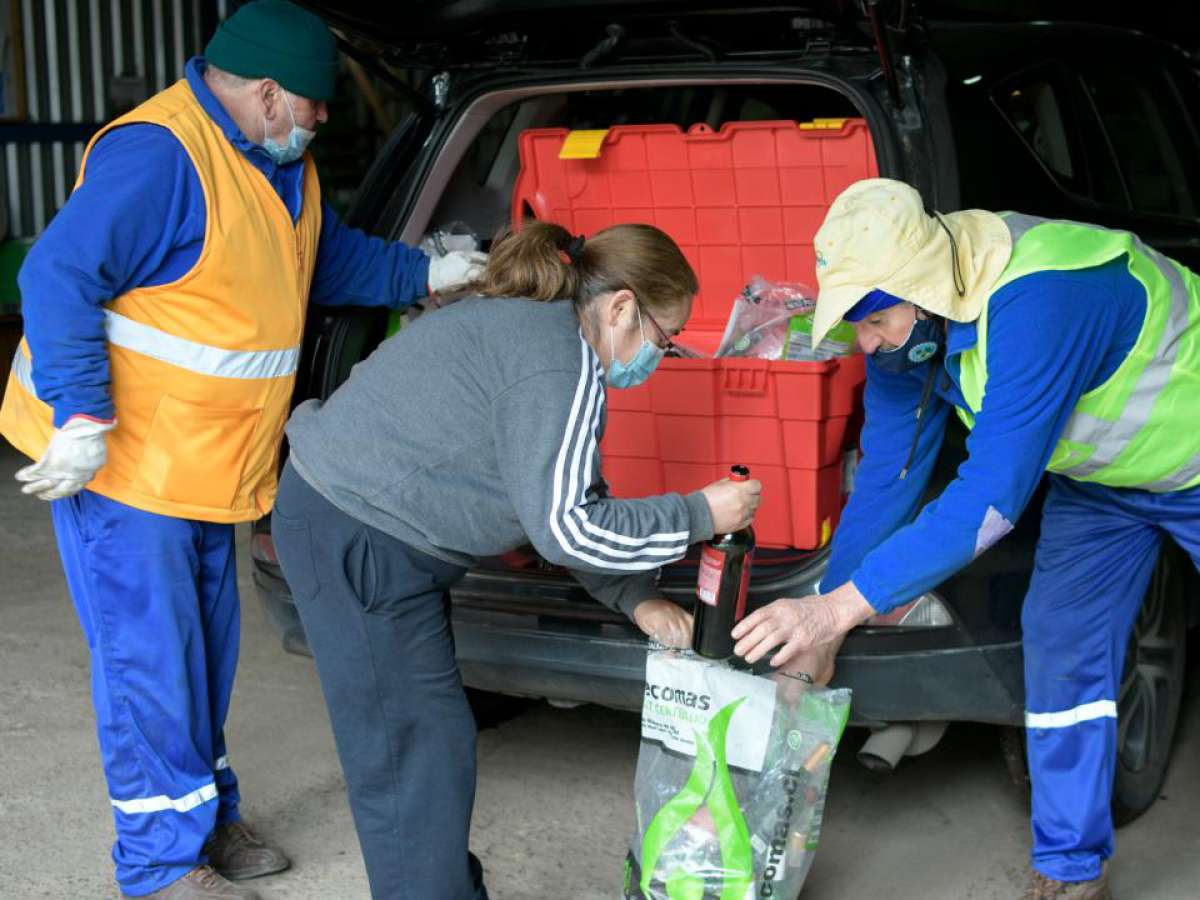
[15,416,115,501]
[427,250,488,294]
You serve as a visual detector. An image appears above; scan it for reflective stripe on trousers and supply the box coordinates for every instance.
[1024,700,1116,730]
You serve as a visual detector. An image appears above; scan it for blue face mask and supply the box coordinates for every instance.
[873,313,944,374]
[262,91,316,165]
[607,305,665,389]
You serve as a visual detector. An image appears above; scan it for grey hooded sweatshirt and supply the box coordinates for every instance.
[284,296,715,617]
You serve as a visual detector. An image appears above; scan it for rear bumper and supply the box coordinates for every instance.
[452,614,1024,727]
[253,563,1024,727]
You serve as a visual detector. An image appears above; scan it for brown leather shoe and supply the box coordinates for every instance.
[203,822,291,881]
[1023,863,1112,900]
[127,865,263,899]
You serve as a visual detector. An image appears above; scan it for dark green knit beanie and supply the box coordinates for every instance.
[205,0,339,101]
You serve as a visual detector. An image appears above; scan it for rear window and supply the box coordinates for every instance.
[1081,68,1200,217]
[999,79,1076,182]
[985,60,1200,220]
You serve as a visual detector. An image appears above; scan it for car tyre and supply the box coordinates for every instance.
[312,307,390,400]
[1111,542,1188,827]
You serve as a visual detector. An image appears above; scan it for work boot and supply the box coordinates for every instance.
[203,821,291,881]
[1023,863,1112,900]
[128,866,263,899]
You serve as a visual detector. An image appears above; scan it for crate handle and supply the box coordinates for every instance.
[721,367,769,395]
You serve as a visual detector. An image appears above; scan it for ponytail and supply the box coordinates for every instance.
[475,221,580,302]
[476,221,698,317]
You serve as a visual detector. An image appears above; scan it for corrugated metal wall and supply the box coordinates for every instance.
[4,0,211,237]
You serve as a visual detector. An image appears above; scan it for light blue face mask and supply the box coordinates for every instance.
[608,304,665,389]
[262,90,316,165]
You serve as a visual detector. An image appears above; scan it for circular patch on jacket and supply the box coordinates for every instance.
[907,341,939,364]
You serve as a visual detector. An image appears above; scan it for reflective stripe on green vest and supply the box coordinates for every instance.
[956,213,1200,493]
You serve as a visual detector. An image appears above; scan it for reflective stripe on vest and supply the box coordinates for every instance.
[8,320,299,400]
[11,347,36,398]
[104,311,300,380]
[957,214,1200,493]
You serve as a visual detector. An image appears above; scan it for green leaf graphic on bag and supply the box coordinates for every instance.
[640,700,754,900]
[627,650,851,900]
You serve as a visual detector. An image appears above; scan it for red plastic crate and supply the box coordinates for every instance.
[514,118,879,344]
[601,355,866,549]
[512,119,877,548]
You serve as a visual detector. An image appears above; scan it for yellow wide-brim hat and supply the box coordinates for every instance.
[811,178,1014,347]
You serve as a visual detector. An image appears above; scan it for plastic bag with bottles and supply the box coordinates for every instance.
[623,648,851,900]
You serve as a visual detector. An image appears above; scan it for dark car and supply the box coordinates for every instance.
[254,1,1200,824]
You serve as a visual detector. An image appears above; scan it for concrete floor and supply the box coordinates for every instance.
[1,442,1198,899]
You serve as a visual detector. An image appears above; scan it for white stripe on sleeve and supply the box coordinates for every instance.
[547,338,689,570]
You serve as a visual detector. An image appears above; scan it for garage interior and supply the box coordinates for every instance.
[2,2,1199,899]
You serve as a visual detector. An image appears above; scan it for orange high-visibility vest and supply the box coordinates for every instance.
[0,78,321,522]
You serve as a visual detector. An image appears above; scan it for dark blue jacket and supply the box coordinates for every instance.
[823,258,1146,613]
[19,57,430,427]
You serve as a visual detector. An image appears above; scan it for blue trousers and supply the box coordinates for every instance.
[50,490,242,896]
[272,461,488,900]
[1023,475,1200,881]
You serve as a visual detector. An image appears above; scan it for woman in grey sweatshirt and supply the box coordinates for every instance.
[272,221,761,900]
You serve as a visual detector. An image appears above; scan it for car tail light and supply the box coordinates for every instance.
[251,532,279,566]
[866,592,953,628]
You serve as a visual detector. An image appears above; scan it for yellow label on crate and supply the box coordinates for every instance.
[799,118,849,130]
[559,129,611,159]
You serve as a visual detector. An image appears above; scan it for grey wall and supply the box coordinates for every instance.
[4,0,211,237]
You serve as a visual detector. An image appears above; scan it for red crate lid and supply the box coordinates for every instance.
[513,118,879,346]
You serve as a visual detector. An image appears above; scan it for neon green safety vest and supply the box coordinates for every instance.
[956,214,1200,493]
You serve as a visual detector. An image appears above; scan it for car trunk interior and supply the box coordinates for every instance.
[386,76,876,601]
[414,82,863,248]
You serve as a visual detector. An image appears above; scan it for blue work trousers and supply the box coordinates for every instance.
[1023,475,1200,882]
[50,490,242,896]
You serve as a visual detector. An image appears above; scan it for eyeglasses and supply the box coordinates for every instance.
[639,304,677,353]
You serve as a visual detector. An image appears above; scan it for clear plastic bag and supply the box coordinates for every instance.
[716,277,815,359]
[715,277,857,362]
[624,649,851,900]
[418,220,481,258]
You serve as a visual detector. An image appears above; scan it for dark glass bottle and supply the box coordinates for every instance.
[692,465,756,660]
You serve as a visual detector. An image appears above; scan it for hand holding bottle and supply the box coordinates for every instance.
[700,474,762,534]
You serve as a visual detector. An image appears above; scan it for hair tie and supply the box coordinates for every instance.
[564,234,586,264]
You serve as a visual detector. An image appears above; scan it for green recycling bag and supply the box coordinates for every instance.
[623,650,851,900]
